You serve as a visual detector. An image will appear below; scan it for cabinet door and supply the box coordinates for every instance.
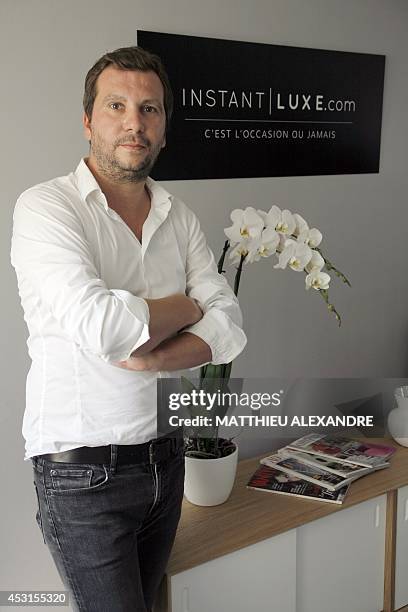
[395,485,408,610]
[296,495,386,612]
[170,529,296,612]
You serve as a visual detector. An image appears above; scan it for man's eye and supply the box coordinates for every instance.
[109,102,123,110]
[143,105,157,113]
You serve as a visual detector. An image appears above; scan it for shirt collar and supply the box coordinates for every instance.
[74,158,102,201]
[74,158,173,213]
[145,176,173,216]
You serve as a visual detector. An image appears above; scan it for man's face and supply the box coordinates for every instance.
[83,66,166,182]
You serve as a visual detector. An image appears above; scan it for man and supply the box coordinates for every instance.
[10,46,246,611]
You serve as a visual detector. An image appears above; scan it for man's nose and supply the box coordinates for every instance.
[123,108,145,132]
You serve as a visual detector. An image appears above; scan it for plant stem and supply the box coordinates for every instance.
[217,240,230,274]
[315,247,351,287]
[281,236,347,324]
[319,289,342,327]
[234,253,246,296]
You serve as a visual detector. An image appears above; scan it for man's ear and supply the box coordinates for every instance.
[83,112,92,141]
[161,134,166,149]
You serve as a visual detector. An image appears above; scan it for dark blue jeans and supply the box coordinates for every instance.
[31,445,185,612]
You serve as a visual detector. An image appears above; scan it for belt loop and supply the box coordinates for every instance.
[31,456,44,473]
[110,445,118,474]
[149,441,156,465]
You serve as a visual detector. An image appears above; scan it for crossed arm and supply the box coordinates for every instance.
[11,190,245,374]
[114,294,212,372]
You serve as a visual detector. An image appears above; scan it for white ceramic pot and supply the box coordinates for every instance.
[388,393,408,447]
[184,444,238,506]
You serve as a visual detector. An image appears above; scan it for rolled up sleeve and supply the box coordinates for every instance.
[11,188,150,362]
[181,209,247,365]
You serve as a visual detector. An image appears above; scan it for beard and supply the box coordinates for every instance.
[89,130,164,183]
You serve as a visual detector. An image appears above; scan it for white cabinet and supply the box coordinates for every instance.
[395,485,408,611]
[163,444,408,612]
[170,529,297,612]
[296,495,386,612]
[169,496,388,612]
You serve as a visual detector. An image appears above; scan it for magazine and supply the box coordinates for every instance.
[286,434,396,468]
[277,449,371,479]
[260,452,360,491]
[247,464,349,504]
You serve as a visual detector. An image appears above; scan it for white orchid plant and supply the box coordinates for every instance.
[201,204,350,383]
[226,204,349,317]
[184,204,350,458]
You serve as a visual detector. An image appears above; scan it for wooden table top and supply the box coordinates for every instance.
[167,438,408,576]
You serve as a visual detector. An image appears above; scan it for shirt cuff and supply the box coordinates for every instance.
[183,309,247,365]
[100,290,150,363]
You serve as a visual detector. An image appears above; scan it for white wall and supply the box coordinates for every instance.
[1,0,408,603]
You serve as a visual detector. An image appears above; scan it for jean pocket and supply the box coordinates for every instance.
[48,464,109,494]
[33,481,46,544]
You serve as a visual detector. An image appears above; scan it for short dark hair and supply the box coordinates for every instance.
[83,46,173,133]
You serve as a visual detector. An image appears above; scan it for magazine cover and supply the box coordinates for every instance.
[260,452,359,491]
[287,434,396,468]
[278,449,372,478]
[247,464,350,504]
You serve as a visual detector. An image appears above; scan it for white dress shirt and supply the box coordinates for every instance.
[11,159,247,460]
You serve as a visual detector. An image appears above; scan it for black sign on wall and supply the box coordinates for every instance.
[137,30,385,180]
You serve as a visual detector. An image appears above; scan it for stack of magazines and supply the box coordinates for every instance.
[247,433,396,504]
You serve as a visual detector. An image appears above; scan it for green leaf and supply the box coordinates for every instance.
[180,376,197,394]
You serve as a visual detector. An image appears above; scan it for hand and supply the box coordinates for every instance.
[113,352,160,372]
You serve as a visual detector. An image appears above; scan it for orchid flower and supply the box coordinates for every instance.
[246,227,280,263]
[305,250,325,273]
[274,239,313,272]
[292,212,323,247]
[224,207,264,244]
[260,205,296,236]
[229,240,250,264]
[298,227,323,248]
[306,270,331,290]
[292,213,309,237]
